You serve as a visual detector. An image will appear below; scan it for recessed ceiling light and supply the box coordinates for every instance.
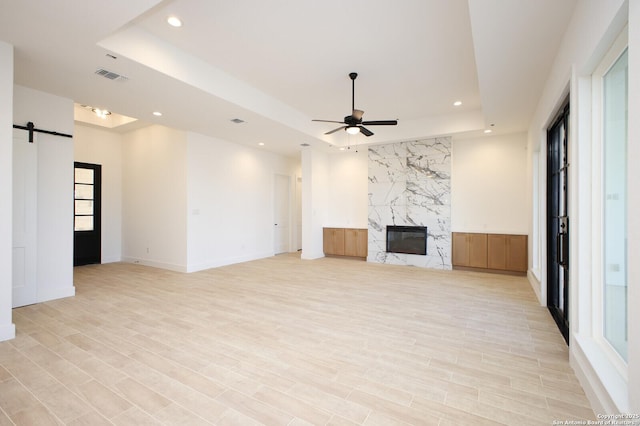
[91,108,111,119]
[258,142,264,146]
[339,147,346,151]
[453,101,462,106]
[484,129,493,134]
[152,111,162,117]
[167,16,182,27]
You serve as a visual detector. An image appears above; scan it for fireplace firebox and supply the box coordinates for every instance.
[386,226,428,255]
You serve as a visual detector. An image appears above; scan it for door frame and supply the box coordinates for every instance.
[273,173,291,255]
[546,99,570,344]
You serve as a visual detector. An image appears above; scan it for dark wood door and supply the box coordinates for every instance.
[74,162,101,266]
[547,101,570,344]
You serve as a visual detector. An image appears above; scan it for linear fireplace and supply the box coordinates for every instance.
[386,226,428,255]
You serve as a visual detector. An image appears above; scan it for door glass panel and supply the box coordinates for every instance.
[75,200,93,215]
[74,167,95,232]
[75,184,94,200]
[74,216,93,231]
[547,100,570,345]
[603,48,628,361]
[75,168,94,184]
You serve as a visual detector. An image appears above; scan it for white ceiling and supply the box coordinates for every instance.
[0,0,576,157]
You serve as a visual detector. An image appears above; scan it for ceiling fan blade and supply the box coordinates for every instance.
[325,126,347,135]
[361,120,398,126]
[352,109,364,120]
[312,119,345,124]
[359,126,374,137]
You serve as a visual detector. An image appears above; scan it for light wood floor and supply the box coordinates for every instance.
[0,253,595,425]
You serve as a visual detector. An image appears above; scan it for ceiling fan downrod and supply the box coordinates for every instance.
[350,72,357,112]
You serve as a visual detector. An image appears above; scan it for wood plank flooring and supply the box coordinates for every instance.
[0,253,595,425]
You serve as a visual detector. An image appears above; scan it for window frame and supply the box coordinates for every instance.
[590,26,629,377]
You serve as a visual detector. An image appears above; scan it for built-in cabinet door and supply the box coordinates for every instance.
[344,229,368,258]
[323,228,345,256]
[487,234,507,270]
[506,235,527,272]
[451,233,469,266]
[468,234,488,268]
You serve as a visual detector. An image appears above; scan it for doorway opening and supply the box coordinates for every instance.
[74,162,101,266]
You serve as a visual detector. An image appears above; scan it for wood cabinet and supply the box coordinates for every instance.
[452,233,487,268]
[323,228,367,259]
[344,228,368,258]
[323,228,345,256]
[487,234,527,272]
[452,232,527,274]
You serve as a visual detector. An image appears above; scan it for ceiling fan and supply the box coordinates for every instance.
[312,72,397,137]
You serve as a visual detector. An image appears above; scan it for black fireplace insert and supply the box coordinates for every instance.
[386,226,428,255]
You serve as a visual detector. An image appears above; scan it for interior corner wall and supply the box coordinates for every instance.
[451,132,529,234]
[74,124,123,263]
[13,85,75,304]
[185,132,298,272]
[301,148,328,259]
[122,125,188,271]
[0,42,15,341]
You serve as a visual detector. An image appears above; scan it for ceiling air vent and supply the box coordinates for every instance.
[95,68,128,82]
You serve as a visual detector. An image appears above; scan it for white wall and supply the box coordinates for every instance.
[0,42,15,341]
[326,149,368,229]
[122,125,188,271]
[301,148,329,259]
[451,133,529,234]
[185,132,297,272]
[74,124,123,263]
[13,85,75,304]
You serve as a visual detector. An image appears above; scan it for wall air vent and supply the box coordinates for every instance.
[94,68,128,82]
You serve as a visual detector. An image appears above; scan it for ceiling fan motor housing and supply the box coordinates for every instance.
[344,115,361,125]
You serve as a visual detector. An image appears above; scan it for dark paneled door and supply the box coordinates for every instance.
[74,162,101,266]
[547,101,570,344]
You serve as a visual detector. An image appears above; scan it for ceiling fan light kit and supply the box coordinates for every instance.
[312,72,397,137]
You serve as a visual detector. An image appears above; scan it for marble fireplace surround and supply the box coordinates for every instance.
[368,137,452,269]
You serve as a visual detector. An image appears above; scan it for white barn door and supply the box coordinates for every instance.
[12,130,37,307]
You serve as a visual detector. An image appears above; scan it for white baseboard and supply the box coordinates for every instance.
[37,286,75,303]
[0,323,16,342]
[122,257,188,273]
[186,251,274,273]
[527,269,543,305]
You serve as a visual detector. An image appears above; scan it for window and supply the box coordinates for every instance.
[74,167,95,231]
[602,47,628,361]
